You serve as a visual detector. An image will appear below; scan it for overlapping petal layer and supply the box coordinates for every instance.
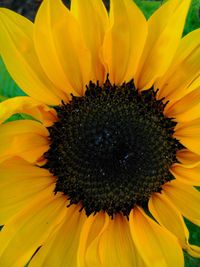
[71,0,108,83]
[157,29,200,103]
[135,0,191,89]
[171,162,200,185]
[129,207,184,267]
[0,96,57,126]
[149,191,200,257]
[34,0,92,97]
[176,149,200,166]
[174,118,200,155]
[166,85,200,122]
[0,158,55,225]
[102,0,147,84]
[0,120,49,164]
[163,181,200,226]
[0,8,67,105]
[0,189,67,267]
[77,213,110,267]
[30,205,86,267]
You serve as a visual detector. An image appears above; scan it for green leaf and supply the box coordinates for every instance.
[0,57,26,102]
[134,0,162,19]
[184,0,200,35]
[184,218,200,267]
[185,219,200,247]
[134,0,200,36]
[4,113,36,123]
[184,252,200,267]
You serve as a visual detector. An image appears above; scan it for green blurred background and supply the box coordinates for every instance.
[0,0,199,266]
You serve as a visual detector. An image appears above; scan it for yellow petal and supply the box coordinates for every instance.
[29,205,86,267]
[129,206,184,267]
[77,212,146,267]
[166,86,200,122]
[0,96,57,126]
[174,118,200,155]
[185,73,200,92]
[0,8,66,105]
[136,0,191,89]
[163,180,200,226]
[35,0,91,96]
[34,0,82,97]
[149,192,200,257]
[77,212,109,267]
[98,213,145,267]
[71,0,108,83]
[176,149,200,166]
[0,189,67,267]
[187,245,200,258]
[171,162,200,185]
[157,28,200,101]
[0,120,49,163]
[0,157,54,224]
[102,0,147,84]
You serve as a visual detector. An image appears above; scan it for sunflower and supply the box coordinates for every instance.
[0,0,199,266]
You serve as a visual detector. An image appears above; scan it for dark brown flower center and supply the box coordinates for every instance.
[44,78,182,217]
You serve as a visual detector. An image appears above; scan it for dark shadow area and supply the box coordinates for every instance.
[0,0,110,21]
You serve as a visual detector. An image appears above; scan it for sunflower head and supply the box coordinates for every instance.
[0,0,199,266]
[45,77,182,217]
